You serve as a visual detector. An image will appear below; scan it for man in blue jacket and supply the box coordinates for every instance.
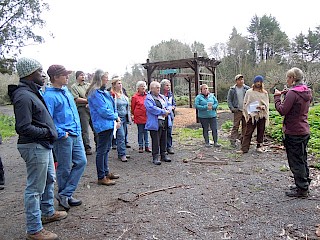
[44,65,87,211]
[8,58,67,240]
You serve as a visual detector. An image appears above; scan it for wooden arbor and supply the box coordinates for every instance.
[142,53,221,108]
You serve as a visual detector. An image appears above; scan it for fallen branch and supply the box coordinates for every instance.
[116,226,134,240]
[192,160,228,165]
[138,185,186,198]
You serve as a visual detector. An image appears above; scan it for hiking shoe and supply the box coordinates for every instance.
[145,147,151,152]
[214,143,221,147]
[118,155,128,162]
[42,211,67,224]
[26,229,58,240]
[161,155,171,162]
[152,156,161,165]
[85,148,93,155]
[167,148,174,154]
[97,177,116,186]
[106,172,119,179]
[138,147,143,153]
[205,143,211,148]
[285,188,309,198]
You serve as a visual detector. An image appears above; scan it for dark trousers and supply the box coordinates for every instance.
[150,128,167,158]
[284,134,310,190]
[199,117,218,144]
[241,117,266,152]
[78,106,98,150]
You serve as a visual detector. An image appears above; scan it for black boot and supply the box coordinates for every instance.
[285,188,308,198]
[0,157,4,186]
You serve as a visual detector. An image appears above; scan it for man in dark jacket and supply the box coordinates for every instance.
[8,57,67,240]
[227,74,250,147]
[274,67,312,198]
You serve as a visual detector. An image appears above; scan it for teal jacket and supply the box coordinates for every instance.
[194,93,218,118]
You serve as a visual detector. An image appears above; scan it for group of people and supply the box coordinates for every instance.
[5,56,312,239]
[7,57,177,239]
[226,69,312,199]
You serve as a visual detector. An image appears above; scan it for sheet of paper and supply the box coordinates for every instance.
[248,101,260,114]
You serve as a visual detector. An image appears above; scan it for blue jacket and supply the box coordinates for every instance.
[194,93,218,118]
[43,86,81,139]
[145,92,172,131]
[88,89,118,133]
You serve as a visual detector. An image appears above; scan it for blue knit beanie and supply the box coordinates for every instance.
[253,75,264,83]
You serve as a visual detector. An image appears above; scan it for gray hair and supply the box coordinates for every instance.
[160,78,171,94]
[149,81,160,90]
[136,80,146,90]
[86,69,108,97]
[286,67,304,85]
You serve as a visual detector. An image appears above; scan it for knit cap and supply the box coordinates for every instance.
[76,71,84,79]
[16,57,42,78]
[253,75,264,83]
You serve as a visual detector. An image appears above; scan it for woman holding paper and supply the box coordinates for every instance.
[239,75,269,153]
[86,69,120,186]
[194,84,221,148]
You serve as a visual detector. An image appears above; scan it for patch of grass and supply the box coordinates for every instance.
[279,164,290,172]
[221,120,233,132]
[175,127,202,142]
[217,102,229,110]
[0,114,16,140]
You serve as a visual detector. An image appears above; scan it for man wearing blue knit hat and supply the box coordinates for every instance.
[237,75,270,154]
[8,57,67,240]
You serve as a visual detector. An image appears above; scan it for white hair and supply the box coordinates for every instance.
[136,80,146,90]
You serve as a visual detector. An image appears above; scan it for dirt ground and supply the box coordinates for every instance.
[0,105,320,240]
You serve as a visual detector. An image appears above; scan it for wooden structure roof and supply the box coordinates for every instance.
[142,52,221,108]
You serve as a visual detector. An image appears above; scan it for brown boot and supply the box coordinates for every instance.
[106,173,119,179]
[26,229,58,240]
[42,210,68,224]
[97,177,115,186]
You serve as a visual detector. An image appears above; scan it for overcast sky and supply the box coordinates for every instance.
[21,0,320,77]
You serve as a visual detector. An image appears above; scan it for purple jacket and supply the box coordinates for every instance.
[274,85,312,135]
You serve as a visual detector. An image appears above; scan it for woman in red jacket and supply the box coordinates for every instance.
[131,81,151,153]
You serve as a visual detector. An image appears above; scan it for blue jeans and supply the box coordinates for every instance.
[53,135,87,198]
[167,125,173,149]
[137,124,149,148]
[17,143,55,234]
[96,129,113,179]
[116,117,127,157]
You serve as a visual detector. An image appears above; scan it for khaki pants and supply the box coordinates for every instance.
[230,111,246,143]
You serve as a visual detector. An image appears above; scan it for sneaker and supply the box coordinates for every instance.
[145,147,151,153]
[42,211,67,224]
[214,143,221,147]
[161,155,171,162]
[285,188,308,198]
[97,177,116,186]
[236,150,247,154]
[256,147,264,153]
[68,196,82,207]
[26,229,58,240]
[205,143,211,148]
[152,156,161,165]
[138,147,143,153]
[118,155,128,162]
[55,194,70,211]
[106,172,119,179]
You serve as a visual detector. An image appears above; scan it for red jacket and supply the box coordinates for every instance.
[131,92,147,124]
